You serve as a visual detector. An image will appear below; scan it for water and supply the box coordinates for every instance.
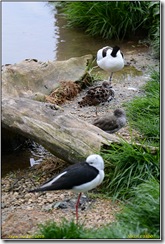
[55,13,127,61]
[2,141,54,177]
[2,2,59,64]
[2,2,135,65]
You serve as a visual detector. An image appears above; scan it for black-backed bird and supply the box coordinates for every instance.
[78,81,115,116]
[97,46,124,84]
[29,154,104,223]
[93,108,126,133]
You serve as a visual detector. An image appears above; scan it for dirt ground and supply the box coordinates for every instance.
[1,46,159,239]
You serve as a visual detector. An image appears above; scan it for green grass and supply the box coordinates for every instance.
[61,2,150,39]
[148,2,160,58]
[101,140,160,200]
[126,70,160,145]
[35,219,84,239]
[87,178,160,239]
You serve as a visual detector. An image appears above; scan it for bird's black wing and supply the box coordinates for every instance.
[29,162,99,192]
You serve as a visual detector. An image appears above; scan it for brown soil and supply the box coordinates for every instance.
[1,46,159,239]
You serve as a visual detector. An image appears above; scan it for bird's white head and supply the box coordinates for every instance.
[86,154,104,170]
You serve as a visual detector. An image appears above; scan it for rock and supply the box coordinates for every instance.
[1,203,5,209]
[2,55,93,98]
[53,201,68,209]
[42,204,54,211]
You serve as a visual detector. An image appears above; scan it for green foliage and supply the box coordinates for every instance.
[62,2,158,39]
[101,140,159,199]
[126,71,160,145]
[118,178,160,236]
[148,2,160,58]
[86,179,160,239]
[35,219,85,239]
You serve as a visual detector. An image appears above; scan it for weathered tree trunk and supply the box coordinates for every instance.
[2,97,120,163]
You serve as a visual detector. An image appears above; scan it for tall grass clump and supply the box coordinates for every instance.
[101,140,159,199]
[147,2,160,58]
[34,219,85,239]
[85,179,160,239]
[126,70,160,145]
[61,2,159,40]
[117,178,160,238]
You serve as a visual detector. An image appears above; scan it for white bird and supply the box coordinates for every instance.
[97,46,124,84]
[29,154,104,223]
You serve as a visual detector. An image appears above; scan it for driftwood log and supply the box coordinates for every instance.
[2,55,120,163]
[2,97,120,164]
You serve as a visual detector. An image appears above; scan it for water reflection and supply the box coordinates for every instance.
[55,13,120,61]
[2,2,145,66]
[2,1,59,64]
[2,140,54,177]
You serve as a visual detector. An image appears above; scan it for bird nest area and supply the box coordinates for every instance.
[45,81,81,105]
[2,157,120,239]
[45,73,94,105]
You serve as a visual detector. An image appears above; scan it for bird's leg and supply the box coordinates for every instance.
[76,192,82,224]
[81,192,90,210]
[95,106,98,116]
[109,72,113,85]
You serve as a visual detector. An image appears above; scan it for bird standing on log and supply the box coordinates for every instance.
[97,46,124,84]
[29,154,105,223]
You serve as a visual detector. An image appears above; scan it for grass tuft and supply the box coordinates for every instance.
[62,2,151,39]
[34,218,84,239]
[86,179,160,239]
[126,71,160,145]
[101,140,159,200]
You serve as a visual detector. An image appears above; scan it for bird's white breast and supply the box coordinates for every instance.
[97,48,124,73]
[72,170,104,193]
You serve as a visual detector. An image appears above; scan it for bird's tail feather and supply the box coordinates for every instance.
[28,188,43,193]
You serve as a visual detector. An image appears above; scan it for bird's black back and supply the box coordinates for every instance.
[29,162,99,192]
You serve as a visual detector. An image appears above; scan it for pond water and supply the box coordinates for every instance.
[2,2,58,64]
[2,1,142,65]
[2,2,150,176]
